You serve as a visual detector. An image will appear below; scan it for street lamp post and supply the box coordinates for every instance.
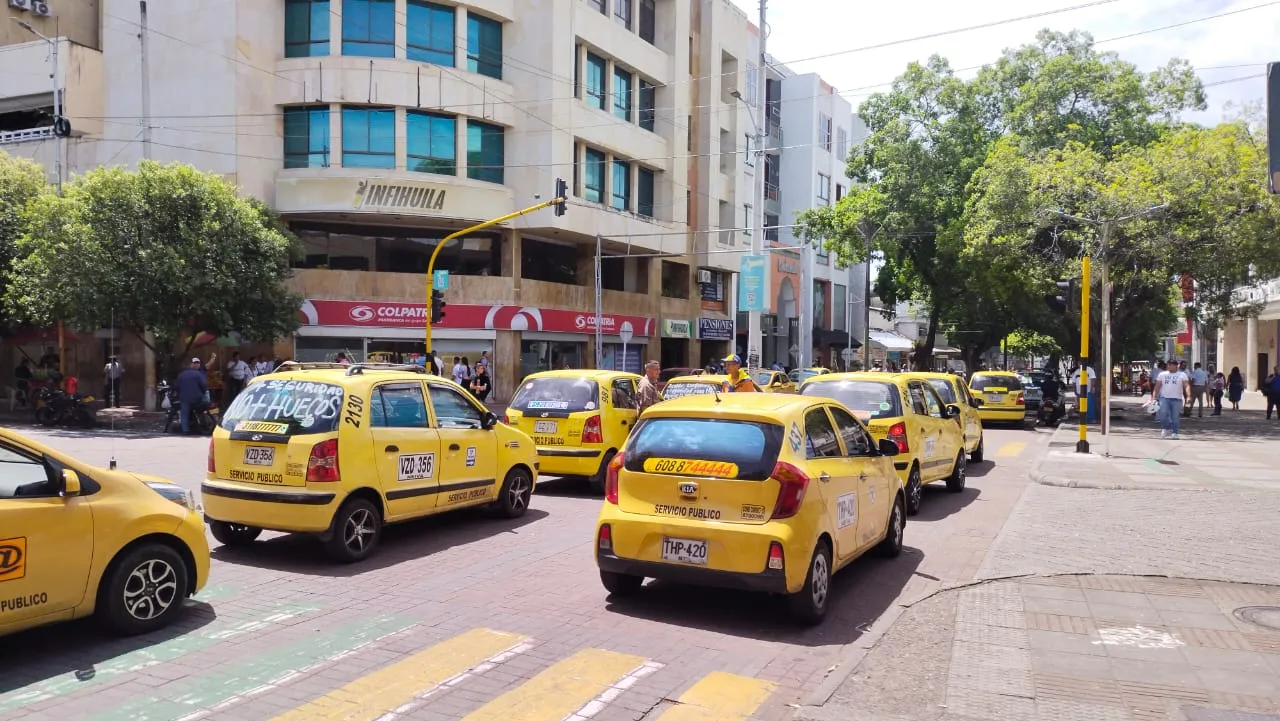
[13,19,62,196]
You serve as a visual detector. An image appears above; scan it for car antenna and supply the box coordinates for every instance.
[713,385,722,403]
[109,305,117,470]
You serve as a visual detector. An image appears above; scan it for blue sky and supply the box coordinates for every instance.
[729,0,1279,127]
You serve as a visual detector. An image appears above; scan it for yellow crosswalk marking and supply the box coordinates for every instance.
[656,671,777,721]
[995,441,1026,458]
[269,628,527,721]
[460,648,646,721]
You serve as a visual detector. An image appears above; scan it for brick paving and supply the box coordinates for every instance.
[0,424,1045,721]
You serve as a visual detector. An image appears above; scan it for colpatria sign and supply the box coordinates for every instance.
[353,180,447,212]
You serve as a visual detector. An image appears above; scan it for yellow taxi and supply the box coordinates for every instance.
[798,372,966,516]
[754,370,798,393]
[789,367,831,384]
[203,362,538,563]
[595,393,905,624]
[968,371,1032,426]
[505,369,642,493]
[905,372,986,461]
[660,374,732,399]
[0,428,209,637]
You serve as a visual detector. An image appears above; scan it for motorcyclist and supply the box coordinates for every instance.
[720,355,759,393]
[1040,371,1061,402]
[1039,371,1064,424]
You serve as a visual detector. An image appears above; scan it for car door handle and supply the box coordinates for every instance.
[385,445,399,453]
[818,472,831,483]
[621,420,628,426]
[859,473,867,482]
[449,443,461,451]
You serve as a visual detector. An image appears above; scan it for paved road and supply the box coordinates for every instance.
[0,423,1049,721]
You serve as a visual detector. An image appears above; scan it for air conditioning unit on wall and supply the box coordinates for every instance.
[697,269,713,284]
[8,0,32,11]
[32,0,51,16]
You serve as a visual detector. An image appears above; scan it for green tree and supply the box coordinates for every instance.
[0,150,51,329]
[6,161,302,371]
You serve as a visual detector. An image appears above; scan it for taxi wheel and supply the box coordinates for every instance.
[970,435,985,463]
[905,466,923,516]
[600,570,643,597]
[878,495,905,558]
[588,451,615,495]
[325,498,382,563]
[497,467,533,519]
[209,521,262,547]
[98,543,189,636]
[788,541,832,626]
[946,451,966,493]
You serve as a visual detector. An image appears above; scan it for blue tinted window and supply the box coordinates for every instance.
[585,53,606,110]
[613,67,632,120]
[407,111,456,175]
[624,418,785,481]
[583,148,605,203]
[283,106,330,168]
[466,120,504,184]
[343,0,394,57]
[407,0,455,66]
[637,167,654,217]
[611,160,630,211]
[285,0,329,58]
[466,13,502,80]
[638,79,655,131]
[342,107,395,169]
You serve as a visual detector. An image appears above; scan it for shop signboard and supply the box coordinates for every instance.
[661,319,693,338]
[697,318,733,341]
[299,299,654,337]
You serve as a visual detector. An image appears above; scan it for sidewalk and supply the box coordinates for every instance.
[1031,392,1280,490]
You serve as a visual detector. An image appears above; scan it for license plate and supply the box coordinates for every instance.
[986,393,1004,403]
[661,537,708,565]
[242,446,275,466]
[534,420,558,434]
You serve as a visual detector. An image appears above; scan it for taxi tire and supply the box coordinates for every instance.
[600,570,643,597]
[905,465,923,516]
[788,541,832,626]
[878,495,905,558]
[209,521,262,547]
[588,451,615,495]
[97,543,190,636]
[946,451,966,493]
[496,467,533,519]
[970,435,985,462]
[325,498,382,563]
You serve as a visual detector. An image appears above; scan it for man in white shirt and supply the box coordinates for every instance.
[226,352,250,406]
[1187,362,1209,418]
[1153,363,1191,438]
[1070,365,1098,422]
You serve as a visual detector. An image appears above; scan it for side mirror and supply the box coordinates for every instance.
[946,404,962,418]
[482,411,499,430]
[877,438,900,457]
[61,469,82,497]
[971,397,984,407]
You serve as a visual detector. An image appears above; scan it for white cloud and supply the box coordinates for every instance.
[729,0,1280,125]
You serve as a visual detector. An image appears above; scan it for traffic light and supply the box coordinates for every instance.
[1045,278,1076,313]
[431,289,446,324]
[553,177,568,216]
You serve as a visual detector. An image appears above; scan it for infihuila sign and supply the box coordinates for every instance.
[353,180,447,211]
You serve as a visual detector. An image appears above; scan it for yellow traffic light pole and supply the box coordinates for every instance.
[1077,256,1091,453]
[425,195,566,354]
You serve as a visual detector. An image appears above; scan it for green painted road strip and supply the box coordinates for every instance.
[0,604,318,712]
[190,583,239,602]
[86,614,416,721]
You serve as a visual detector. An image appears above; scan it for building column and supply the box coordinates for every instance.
[1246,315,1258,392]
[1216,326,1226,373]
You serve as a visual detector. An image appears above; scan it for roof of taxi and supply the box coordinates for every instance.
[256,362,461,386]
[525,369,641,381]
[666,374,727,383]
[643,391,822,417]
[970,370,1020,377]
[801,371,907,385]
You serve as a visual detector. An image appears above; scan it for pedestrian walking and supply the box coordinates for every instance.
[468,363,491,402]
[1265,365,1280,420]
[636,360,662,413]
[452,356,471,386]
[1154,362,1190,439]
[1071,364,1099,423]
[1227,366,1244,410]
[1187,362,1209,417]
[1210,371,1225,416]
[103,355,125,408]
[176,358,209,435]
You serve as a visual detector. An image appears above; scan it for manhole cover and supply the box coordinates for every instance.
[1233,605,1280,631]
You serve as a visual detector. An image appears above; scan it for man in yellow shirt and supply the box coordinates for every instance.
[721,355,759,393]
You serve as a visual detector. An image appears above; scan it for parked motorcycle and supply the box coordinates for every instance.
[1037,396,1065,427]
[33,387,97,428]
[158,380,221,435]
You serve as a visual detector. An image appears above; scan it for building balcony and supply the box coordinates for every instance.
[766,121,783,150]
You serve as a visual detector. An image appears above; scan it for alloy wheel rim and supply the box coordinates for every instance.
[344,509,376,553]
[892,502,903,546]
[910,470,922,506]
[123,559,179,621]
[509,474,530,511]
[957,453,966,483]
[811,553,830,609]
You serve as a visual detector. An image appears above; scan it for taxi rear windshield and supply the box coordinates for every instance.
[927,379,958,404]
[624,418,783,481]
[801,380,903,420]
[509,377,600,413]
[662,382,718,399]
[220,379,344,435]
[970,374,1024,391]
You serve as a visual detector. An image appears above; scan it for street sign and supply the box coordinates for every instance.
[433,269,449,290]
[841,347,856,363]
[619,321,634,345]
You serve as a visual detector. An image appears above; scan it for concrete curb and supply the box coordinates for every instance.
[1027,423,1215,492]
[796,600,910,710]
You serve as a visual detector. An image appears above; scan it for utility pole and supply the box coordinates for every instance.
[746,0,767,374]
[139,1,152,160]
[595,233,604,369]
[857,218,881,371]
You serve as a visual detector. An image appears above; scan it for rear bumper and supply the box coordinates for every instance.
[979,407,1031,421]
[535,447,603,476]
[597,551,789,594]
[201,479,338,533]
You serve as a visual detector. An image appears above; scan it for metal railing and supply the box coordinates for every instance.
[0,126,55,145]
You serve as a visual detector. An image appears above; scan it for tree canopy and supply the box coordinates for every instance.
[0,150,51,329]
[5,161,302,368]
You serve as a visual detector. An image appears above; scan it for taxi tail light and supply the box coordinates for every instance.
[769,461,810,520]
[306,439,341,483]
[1016,394,1026,406]
[604,452,624,504]
[888,422,910,454]
[582,415,604,444]
[767,541,785,571]
[503,413,513,424]
[207,439,215,474]
[597,523,613,553]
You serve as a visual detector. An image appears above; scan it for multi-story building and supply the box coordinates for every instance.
[1218,278,1280,395]
[1,0,785,403]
